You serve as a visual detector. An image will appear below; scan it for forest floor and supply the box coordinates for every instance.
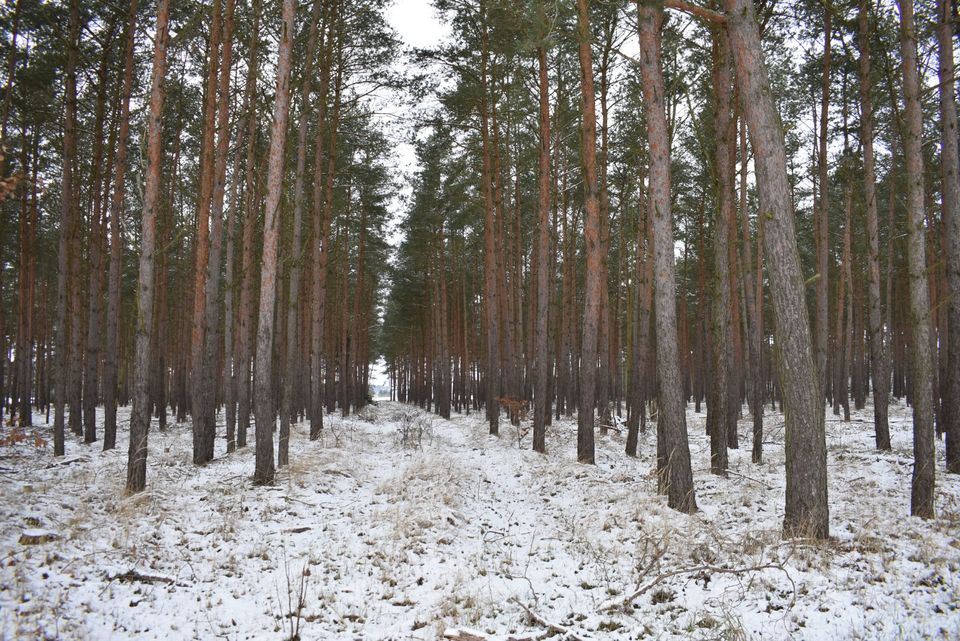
[1,399,959,641]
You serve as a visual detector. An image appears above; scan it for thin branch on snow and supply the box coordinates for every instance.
[597,561,795,613]
[509,597,592,641]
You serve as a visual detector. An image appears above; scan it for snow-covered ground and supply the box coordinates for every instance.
[1,399,958,640]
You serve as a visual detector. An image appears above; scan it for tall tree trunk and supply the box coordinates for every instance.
[53,0,81,456]
[707,24,734,476]
[191,0,222,464]
[236,0,262,449]
[127,0,170,493]
[310,26,343,437]
[533,44,551,454]
[280,0,325,467]
[638,0,696,512]
[575,0,602,465]
[858,0,891,451]
[81,33,116,443]
[626,172,650,457]
[836,176,853,421]
[253,0,296,486]
[16,128,38,428]
[897,0,936,518]
[222,95,247,452]
[815,8,832,403]
[104,0,139,451]
[197,0,236,460]
[937,0,960,473]
[596,11,616,433]
[725,0,828,538]
[737,113,764,464]
[479,5,500,436]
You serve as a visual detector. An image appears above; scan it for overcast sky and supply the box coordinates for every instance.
[370,0,451,391]
[386,0,450,50]
[379,0,450,225]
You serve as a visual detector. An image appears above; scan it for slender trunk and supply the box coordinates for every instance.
[725,0,828,538]
[237,0,262,449]
[575,0,602,465]
[198,0,236,460]
[16,128,38,427]
[707,25,734,476]
[479,8,500,436]
[309,3,339,436]
[858,0,891,451]
[533,44,550,454]
[638,0,696,512]
[626,171,649,456]
[897,0,936,518]
[280,0,324,466]
[596,14,616,432]
[191,0,223,465]
[836,176,853,421]
[311,30,343,436]
[223,96,247,453]
[254,0,296,486]
[936,0,960,473]
[104,0,138,451]
[82,35,116,443]
[815,9,832,402]
[53,0,81,456]
[737,113,763,463]
[127,0,170,493]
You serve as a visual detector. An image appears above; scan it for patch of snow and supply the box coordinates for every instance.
[0,400,957,640]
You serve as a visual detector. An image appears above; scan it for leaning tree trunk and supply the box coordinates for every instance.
[725,0,828,538]
[253,0,296,486]
[127,0,170,494]
[897,0,936,518]
[637,0,696,513]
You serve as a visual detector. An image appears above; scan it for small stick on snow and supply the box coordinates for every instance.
[110,570,175,584]
[725,469,774,489]
[509,597,591,641]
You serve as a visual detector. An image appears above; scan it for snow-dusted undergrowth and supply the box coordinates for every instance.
[1,400,958,640]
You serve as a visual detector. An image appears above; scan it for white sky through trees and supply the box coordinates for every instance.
[368,1,450,393]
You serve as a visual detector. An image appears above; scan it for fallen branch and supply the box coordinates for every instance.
[110,570,175,585]
[510,597,591,641]
[600,423,622,434]
[44,456,89,469]
[725,469,774,490]
[598,561,793,613]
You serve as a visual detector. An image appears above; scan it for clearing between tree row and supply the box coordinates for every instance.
[2,402,957,640]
